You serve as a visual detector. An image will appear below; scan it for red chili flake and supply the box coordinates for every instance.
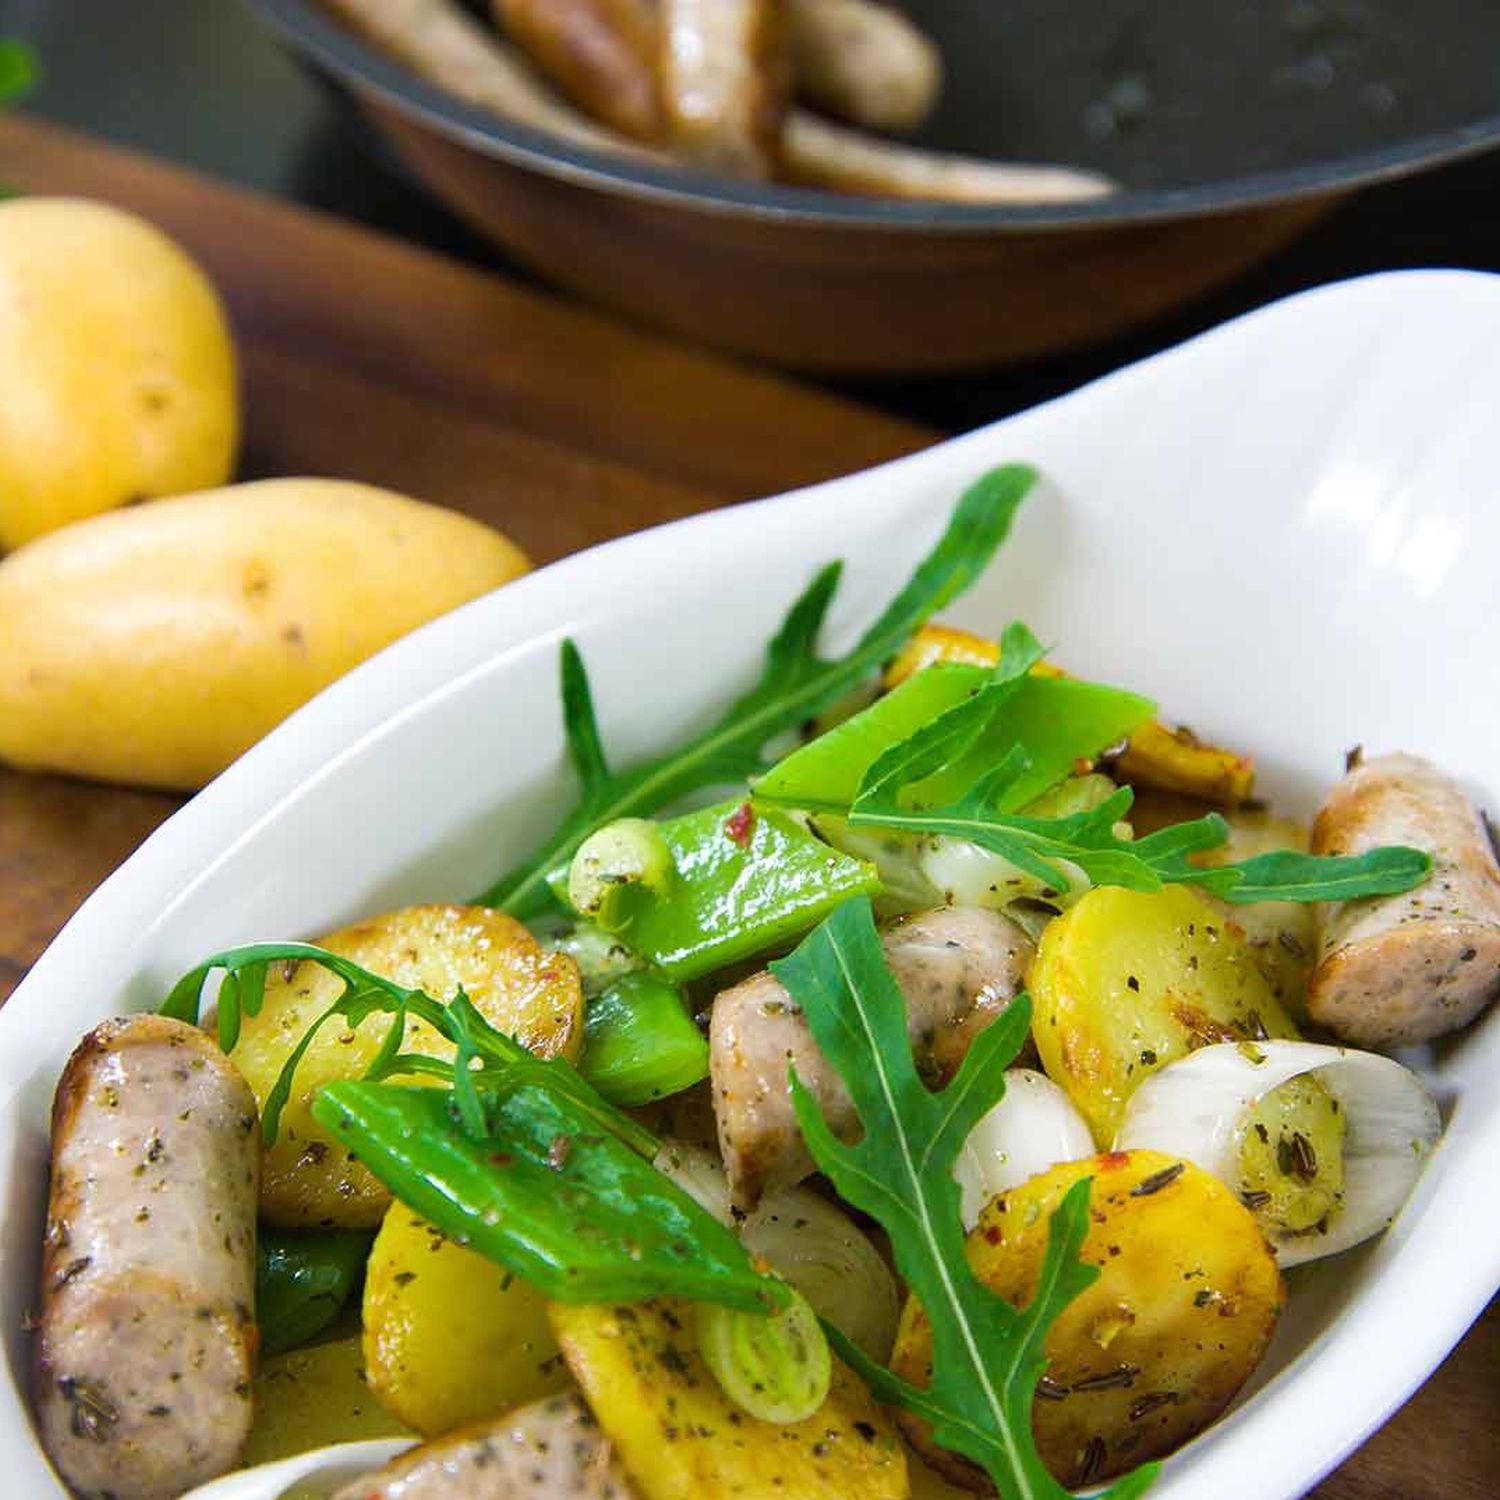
[724,801,756,848]
[1097,1150,1130,1171]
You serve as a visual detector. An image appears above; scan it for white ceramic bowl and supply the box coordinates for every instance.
[6,269,1500,1500]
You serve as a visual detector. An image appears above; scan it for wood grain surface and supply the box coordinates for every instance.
[0,114,1493,1497]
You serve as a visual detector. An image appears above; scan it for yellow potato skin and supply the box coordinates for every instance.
[1030,885,1299,1144]
[550,1299,909,1500]
[231,903,582,1228]
[0,477,530,790]
[0,198,238,550]
[364,1206,569,1437]
[891,1152,1283,1490]
[242,1331,411,1468]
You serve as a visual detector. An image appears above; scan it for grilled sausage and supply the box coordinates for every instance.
[332,1391,635,1500]
[711,905,1033,1209]
[659,0,792,176]
[782,110,1115,202]
[493,0,665,142]
[33,1015,259,1500]
[787,0,940,131]
[1308,752,1500,1047]
[321,0,655,159]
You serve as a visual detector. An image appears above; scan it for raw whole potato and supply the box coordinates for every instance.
[891,1151,1283,1490]
[0,478,529,790]
[363,1205,570,1436]
[0,198,238,550]
[231,903,583,1227]
[1030,885,1299,1144]
[549,1298,908,1500]
[242,1330,411,1468]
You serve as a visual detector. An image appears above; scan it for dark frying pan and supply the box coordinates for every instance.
[249,0,1500,373]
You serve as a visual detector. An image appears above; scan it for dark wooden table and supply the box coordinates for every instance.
[0,108,1496,1500]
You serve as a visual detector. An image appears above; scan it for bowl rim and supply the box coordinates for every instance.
[250,0,1500,233]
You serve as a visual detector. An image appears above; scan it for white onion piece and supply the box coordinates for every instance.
[1114,1041,1440,1268]
[952,1068,1095,1230]
[654,1141,900,1360]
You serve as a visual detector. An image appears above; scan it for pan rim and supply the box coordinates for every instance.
[251,0,1500,232]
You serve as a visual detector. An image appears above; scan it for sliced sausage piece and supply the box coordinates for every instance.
[787,0,941,132]
[493,0,666,142]
[711,905,1033,1209]
[660,0,792,176]
[1308,751,1500,1047]
[332,1391,635,1500]
[33,1015,260,1500]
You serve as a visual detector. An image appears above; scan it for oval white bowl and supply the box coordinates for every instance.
[5,269,1500,1500]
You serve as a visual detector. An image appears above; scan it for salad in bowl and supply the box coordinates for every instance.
[23,462,1492,1500]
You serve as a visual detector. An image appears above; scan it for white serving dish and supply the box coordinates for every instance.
[5,269,1500,1500]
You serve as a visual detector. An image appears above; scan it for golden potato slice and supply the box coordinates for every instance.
[891,1151,1282,1490]
[1110,720,1255,808]
[1030,885,1299,1144]
[1194,810,1316,1021]
[232,903,583,1227]
[549,1299,908,1500]
[364,1205,569,1436]
[243,1330,410,1468]
[883,622,1003,688]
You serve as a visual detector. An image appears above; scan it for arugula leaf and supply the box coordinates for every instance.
[855,622,1046,810]
[0,40,35,105]
[1194,844,1434,904]
[849,761,1431,905]
[759,658,1154,819]
[477,464,1038,915]
[161,941,656,1155]
[772,899,1157,1500]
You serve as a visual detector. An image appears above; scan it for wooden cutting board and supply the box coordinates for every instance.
[0,114,1493,1498]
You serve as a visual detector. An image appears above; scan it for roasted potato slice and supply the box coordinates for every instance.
[232,903,583,1227]
[1110,719,1255,808]
[1195,810,1317,1020]
[883,622,1003,688]
[1030,885,1299,1144]
[549,1298,907,1499]
[243,1330,410,1468]
[364,1205,569,1436]
[891,1151,1283,1489]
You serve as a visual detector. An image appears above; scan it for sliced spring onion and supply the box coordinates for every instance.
[655,1141,900,1361]
[533,917,645,997]
[697,1287,832,1424]
[951,1068,1094,1230]
[579,973,709,1106]
[1113,1040,1441,1267]
[567,817,675,927]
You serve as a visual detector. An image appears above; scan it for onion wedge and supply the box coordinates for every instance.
[951,1068,1094,1230]
[1114,1040,1440,1267]
[655,1140,899,1359]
